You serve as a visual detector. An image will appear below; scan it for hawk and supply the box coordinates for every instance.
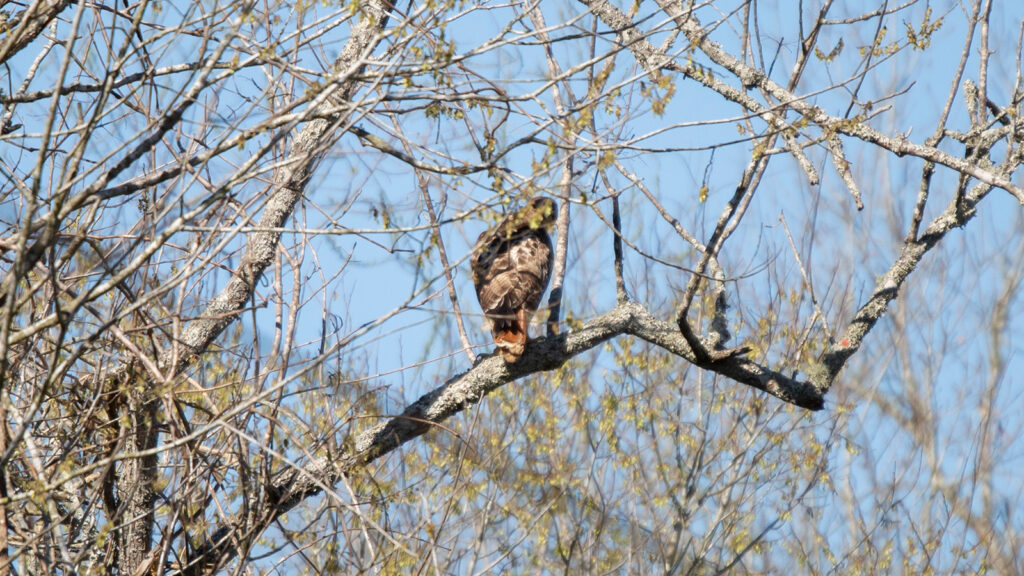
[471,196,557,363]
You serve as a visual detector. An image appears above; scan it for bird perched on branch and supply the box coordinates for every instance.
[471,196,557,363]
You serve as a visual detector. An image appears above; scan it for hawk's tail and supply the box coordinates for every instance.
[493,309,528,362]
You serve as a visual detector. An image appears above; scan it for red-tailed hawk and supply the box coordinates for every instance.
[471,197,557,363]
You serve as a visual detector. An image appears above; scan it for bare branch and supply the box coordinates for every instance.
[181,297,822,572]
[0,0,74,65]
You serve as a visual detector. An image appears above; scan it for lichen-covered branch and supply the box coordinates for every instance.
[178,296,823,572]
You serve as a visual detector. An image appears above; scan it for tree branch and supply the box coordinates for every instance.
[178,296,822,572]
[85,0,398,570]
[0,0,75,65]
[582,0,1024,394]
[655,1,1024,203]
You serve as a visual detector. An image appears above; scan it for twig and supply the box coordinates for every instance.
[420,186,476,364]
[529,3,576,338]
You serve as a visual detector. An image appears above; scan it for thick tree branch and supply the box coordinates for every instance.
[179,297,821,572]
[812,176,1002,392]
[0,0,75,65]
[170,4,395,369]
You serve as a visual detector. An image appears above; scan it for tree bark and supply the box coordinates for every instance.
[115,389,159,575]
[109,0,398,572]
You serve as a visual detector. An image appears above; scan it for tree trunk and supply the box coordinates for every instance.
[115,392,159,575]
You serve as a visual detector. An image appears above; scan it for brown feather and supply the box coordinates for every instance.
[471,197,557,362]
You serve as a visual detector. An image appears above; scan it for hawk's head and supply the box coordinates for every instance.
[520,196,557,231]
[488,196,558,242]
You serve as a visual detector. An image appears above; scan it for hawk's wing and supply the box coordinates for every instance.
[471,233,551,315]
